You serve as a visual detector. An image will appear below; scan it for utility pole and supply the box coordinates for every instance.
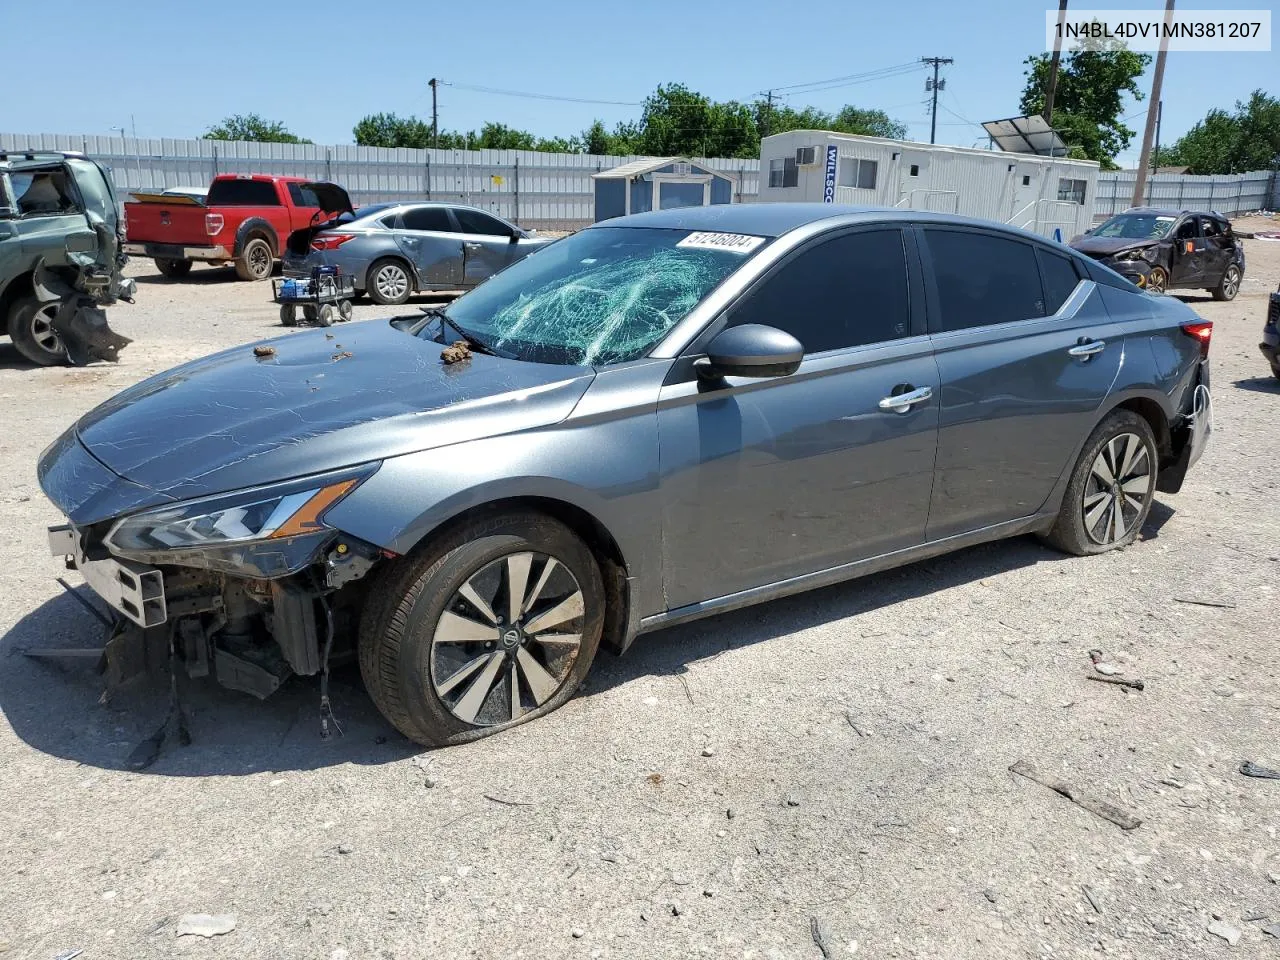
[429,77,440,149]
[1152,100,1163,170]
[762,90,776,138]
[1044,0,1069,125]
[921,57,953,144]
[1132,0,1174,207]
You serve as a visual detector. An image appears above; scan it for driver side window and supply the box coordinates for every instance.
[727,229,912,354]
[453,209,512,237]
[1174,219,1199,241]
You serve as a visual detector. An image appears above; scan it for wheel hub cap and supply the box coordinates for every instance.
[431,552,585,727]
[1083,432,1152,545]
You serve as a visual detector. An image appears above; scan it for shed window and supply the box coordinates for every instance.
[838,158,878,189]
[909,164,920,177]
[768,157,797,189]
[1057,178,1087,205]
[1022,175,1031,186]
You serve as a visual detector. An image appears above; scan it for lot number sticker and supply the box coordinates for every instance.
[677,232,766,254]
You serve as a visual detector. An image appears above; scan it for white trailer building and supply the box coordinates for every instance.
[758,130,1100,240]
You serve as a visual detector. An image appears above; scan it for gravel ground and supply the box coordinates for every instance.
[1,227,1278,960]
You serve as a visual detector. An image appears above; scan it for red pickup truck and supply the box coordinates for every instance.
[124,175,347,281]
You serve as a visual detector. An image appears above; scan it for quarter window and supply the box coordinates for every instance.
[768,157,797,188]
[1037,248,1082,315]
[923,229,1045,331]
[728,229,911,353]
[401,206,455,232]
[1057,178,1087,204]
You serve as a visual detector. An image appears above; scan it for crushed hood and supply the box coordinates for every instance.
[72,319,594,502]
[1070,236,1160,257]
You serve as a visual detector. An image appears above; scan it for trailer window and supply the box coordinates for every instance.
[768,157,797,188]
[839,158,878,190]
[1057,178,1087,205]
[206,179,281,206]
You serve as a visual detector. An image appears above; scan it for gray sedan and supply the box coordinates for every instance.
[39,204,1212,748]
[282,201,552,305]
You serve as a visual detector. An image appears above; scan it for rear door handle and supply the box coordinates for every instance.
[878,385,933,413]
[1068,340,1106,358]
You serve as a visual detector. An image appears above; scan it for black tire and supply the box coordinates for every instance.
[279,304,298,327]
[1271,363,1280,384]
[1042,409,1159,556]
[366,258,412,305]
[6,296,68,366]
[338,299,353,322]
[154,257,193,279]
[316,303,335,327]
[302,304,318,323]
[359,511,605,747]
[1211,263,1241,301]
[234,236,274,281]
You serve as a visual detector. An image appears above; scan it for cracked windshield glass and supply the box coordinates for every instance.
[435,227,762,365]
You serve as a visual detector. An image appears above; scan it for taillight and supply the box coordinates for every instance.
[310,234,355,251]
[1181,320,1212,359]
[205,213,224,236]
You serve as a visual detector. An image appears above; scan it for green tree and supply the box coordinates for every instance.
[1019,39,1150,169]
[1161,90,1280,174]
[832,106,907,140]
[204,114,311,144]
[352,112,433,148]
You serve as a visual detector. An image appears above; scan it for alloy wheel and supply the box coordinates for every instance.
[375,264,408,301]
[1082,432,1152,545]
[1146,267,1167,294]
[29,303,64,357]
[248,242,271,278]
[430,552,585,726]
[1221,266,1239,299]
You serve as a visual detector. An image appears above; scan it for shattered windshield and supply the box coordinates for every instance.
[1092,214,1175,240]
[437,227,761,365]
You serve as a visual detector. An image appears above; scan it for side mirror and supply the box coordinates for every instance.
[696,324,804,380]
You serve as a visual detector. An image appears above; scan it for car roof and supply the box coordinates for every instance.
[1119,207,1226,220]
[594,203,1072,243]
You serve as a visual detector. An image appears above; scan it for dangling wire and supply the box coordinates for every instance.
[317,593,342,739]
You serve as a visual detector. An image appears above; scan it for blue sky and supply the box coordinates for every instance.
[5,0,1275,167]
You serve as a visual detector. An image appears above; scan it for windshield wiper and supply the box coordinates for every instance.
[418,306,499,356]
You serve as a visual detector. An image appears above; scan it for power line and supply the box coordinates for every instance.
[447,82,641,107]
[769,61,925,95]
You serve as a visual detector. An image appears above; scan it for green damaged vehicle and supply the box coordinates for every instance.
[0,149,134,365]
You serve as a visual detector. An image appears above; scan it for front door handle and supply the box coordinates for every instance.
[878,385,933,413]
[463,241,482,252]
[1068,340,1106,358]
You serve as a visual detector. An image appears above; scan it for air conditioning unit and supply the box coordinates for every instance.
[796,146,817,166]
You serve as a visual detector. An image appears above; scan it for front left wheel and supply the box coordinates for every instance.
[359,512,605,747]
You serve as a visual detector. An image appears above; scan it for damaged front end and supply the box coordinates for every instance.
[33,257,134,364]
[46,463,386,708]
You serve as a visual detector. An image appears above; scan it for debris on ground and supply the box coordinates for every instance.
[441,340,472,364]
[844,710,869,737]
[1206,919,1242,945]
[337,844,353,855]
[52,950,83,960]
[483,793,534,806]
[810,916,833,959]
[701,747,716,758]
[1082,885,1102,914]
[983,889,998,904]
[252,345,276,358]
[1242,910,1269,922]
[1087,674,1146,691]
[1172,596,1237,609]
[1009,760,1142,830]
[784,794,801,807]
[1094,662,1123,676]
[1262,921,1280,938]
[1239,761,1280,780]
[175,914,237,938]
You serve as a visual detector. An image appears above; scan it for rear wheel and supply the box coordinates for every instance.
[367,258,412,305]
[1042,410,1158,556]
[1211,263,1240,301]
[359,511,604,747]
[234,237,274,281]
[6,296,67,366]
[316,303,335,327]
[279,304,298,326]
[302,304,318,323]
[154,257,193,279]
[338,299,353,322]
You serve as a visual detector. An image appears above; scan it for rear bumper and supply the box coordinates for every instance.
[123,242,232,262]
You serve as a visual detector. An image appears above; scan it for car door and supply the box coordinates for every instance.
[1197,215,1231,284]
[452,208,520,286]
[657,226,940,609]
[7,164,97,270]
[1168,216,1204,287]
[393,205,462,287]
[919,227,1123,540]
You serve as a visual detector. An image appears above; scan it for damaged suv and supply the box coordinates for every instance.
[40,205,1212,749]
[1,150,134,365]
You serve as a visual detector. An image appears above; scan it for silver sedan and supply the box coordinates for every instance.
[282,202,552,305]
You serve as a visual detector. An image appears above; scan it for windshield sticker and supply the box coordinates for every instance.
[676,232,765,254]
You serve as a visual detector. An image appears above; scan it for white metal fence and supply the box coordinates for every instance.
[3,132,1276,228]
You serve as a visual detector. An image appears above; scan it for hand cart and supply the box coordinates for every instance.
[272,267,356,327]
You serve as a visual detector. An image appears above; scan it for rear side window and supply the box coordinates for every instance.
[728,229,912,353]
[288,183,320,207]
[923,229,1044,332]
[1037,248,1081,314]
[206,179,280,206]
[401,206,455,232]
[9,169,78,215]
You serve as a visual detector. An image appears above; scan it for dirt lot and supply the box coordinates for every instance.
[1,225,1278,960]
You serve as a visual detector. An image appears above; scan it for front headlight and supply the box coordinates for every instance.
[105,466,376,555]
[1114,247,1156,263]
